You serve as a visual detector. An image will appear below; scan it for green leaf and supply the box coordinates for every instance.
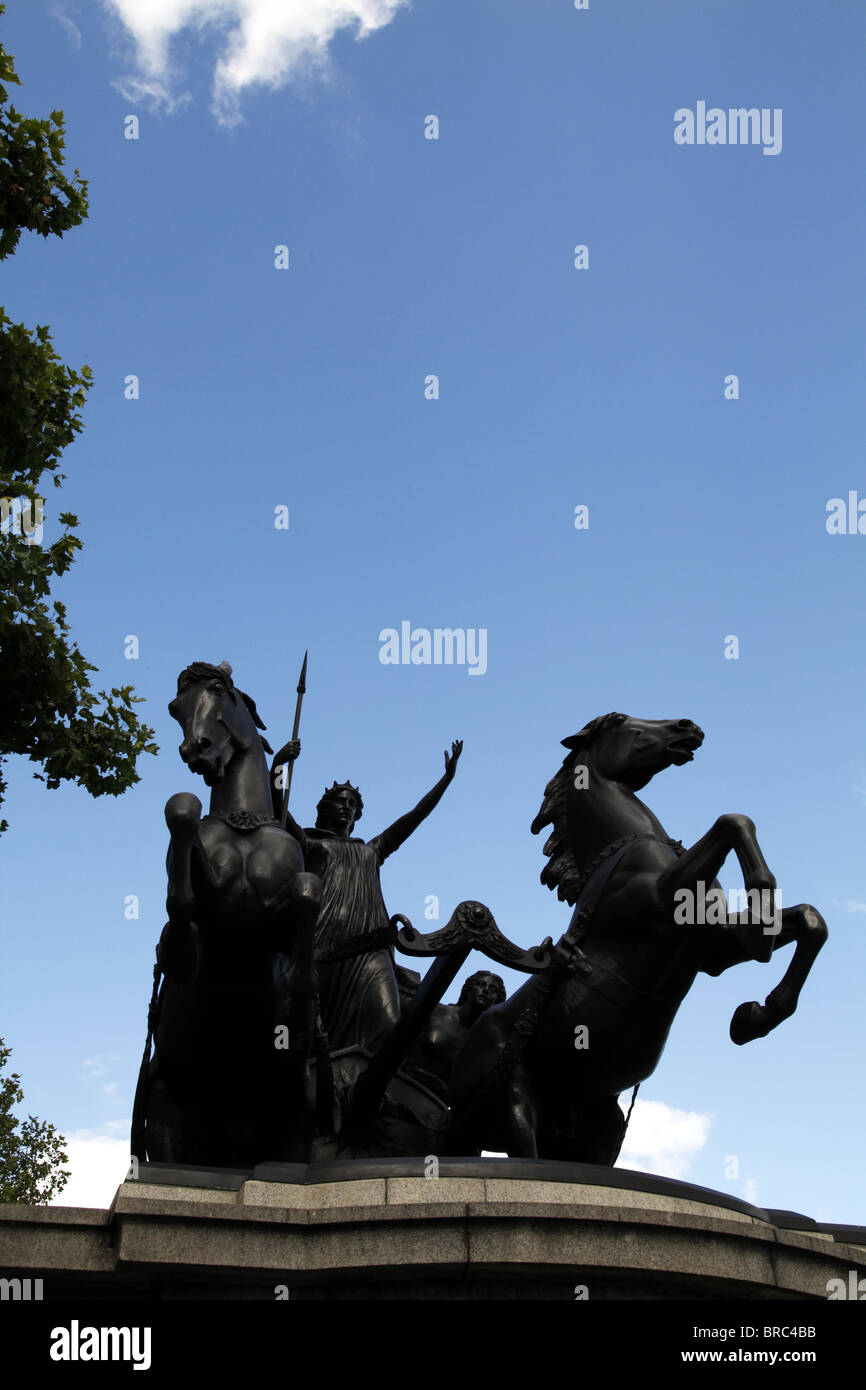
[0,11,157,831]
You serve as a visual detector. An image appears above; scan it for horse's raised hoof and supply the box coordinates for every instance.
[165,792,202,839]
[730,1000,772,1045]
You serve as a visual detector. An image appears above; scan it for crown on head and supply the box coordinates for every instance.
[317,781,364,819]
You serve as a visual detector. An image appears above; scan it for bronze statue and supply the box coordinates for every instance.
[133,681,828,1172]
[402,971,506,1101]
[132,662,322,1166]
[447,714,828,1163]
[270,738,463,1055]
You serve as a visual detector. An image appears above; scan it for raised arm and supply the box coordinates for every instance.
[270,738,307,852]
[370,741,463,863]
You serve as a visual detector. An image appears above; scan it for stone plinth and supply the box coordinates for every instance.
[1,1160,864,1300]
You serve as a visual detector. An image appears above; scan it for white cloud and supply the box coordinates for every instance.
[616,1098,712,1180]
[80,1055,128,1106]
[51,1124,130,1210]
[52,4,83,50]
[104,0,410,124]
[82,1059,108,1077]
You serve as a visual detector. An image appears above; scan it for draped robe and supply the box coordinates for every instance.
[299,828,400,1052]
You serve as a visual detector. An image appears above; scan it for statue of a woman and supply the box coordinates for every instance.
[271,740,462,1054]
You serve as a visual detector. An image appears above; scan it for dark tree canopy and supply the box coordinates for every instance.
[0,5,157,831]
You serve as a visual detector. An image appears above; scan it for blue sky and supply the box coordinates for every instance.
[2,0,865,1221]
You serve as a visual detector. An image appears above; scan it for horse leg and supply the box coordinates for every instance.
[660,813,775,901]
[144,1074,188,1163]
[277,871,322,1162]
[541,1096,628,1166]
[282,872,321,1041]
[659,813,777,961]
[161,793,203,979]
[729,904,828,1044]
[501,1063,540,1158]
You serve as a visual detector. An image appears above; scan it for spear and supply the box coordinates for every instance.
[280,650,307,829]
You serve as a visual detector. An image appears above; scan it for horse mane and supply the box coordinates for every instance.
[175,661,274,755]
[530,713,627,904]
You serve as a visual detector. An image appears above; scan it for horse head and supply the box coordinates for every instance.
[532,713,705,905]
[169,660,273,787]
[562,713,704,790]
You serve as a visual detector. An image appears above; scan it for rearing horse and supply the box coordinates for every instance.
[447,714,827,1163]
[132,662,322,1167]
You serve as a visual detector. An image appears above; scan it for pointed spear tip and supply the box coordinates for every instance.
[298,649,308,692]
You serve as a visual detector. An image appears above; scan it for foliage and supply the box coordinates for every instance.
[0,5,157,831]
[0,1039,69,1204]
[0,4,88,262]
